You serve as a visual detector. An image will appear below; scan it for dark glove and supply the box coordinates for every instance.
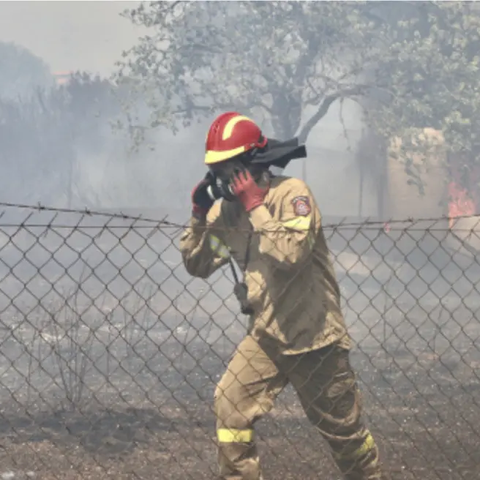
[230,168,268,212]
[191,172,215,218]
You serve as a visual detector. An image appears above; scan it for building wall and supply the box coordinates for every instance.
[286,99,378,217]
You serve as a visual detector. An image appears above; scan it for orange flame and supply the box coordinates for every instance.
[448,181,476,229]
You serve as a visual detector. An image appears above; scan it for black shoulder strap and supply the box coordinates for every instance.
[243,230,252,272]
[228,230,252,284]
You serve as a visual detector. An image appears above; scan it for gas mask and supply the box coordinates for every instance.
[206,159,253,202]
[206,171,236,202]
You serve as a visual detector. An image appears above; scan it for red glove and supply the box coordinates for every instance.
[230,168,268,212]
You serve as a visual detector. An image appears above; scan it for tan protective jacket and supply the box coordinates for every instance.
[179,175,351,355]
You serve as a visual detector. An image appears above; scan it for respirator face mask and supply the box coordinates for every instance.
[206,158,251,202]
[206,173,236,202]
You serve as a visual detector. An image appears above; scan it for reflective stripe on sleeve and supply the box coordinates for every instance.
[281,216,311,231]
[209,234,230,259]
[281,216,315,250]
[217,428,254,443]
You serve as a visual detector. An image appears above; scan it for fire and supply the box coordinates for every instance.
[448,181,476,229]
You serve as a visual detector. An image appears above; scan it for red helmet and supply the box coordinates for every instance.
[204,112,268,165]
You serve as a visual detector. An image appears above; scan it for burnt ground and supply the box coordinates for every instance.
[0,338,479,480]
[0,211,478,479]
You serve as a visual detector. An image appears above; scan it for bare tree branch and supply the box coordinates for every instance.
[298,85,370,143]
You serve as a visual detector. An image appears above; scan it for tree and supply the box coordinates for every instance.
[0,71,126,208]
[115,1,381,143]
[115,1,480,214]
[0,41,53,101]
[368,2,480,192]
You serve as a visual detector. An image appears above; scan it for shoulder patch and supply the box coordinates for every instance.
[292,196,311,217]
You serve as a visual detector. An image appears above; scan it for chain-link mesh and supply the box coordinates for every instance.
[0,203,479,479]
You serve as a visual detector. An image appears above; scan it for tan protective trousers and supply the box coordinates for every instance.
[214,335,387,480]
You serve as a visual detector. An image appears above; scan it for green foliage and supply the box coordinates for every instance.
[115,1,379,141]
[371,3,480,170]
[116,1,480,192]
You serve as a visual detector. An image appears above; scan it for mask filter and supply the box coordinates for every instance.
[206,176,236,201]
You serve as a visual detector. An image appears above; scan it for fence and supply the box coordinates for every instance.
[0,203,478,480]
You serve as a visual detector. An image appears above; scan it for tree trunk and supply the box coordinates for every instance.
[269,93,303,177]
[355,126,388,219]
[270,92,302,139]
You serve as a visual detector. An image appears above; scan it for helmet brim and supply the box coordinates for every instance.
[250,137,307,169]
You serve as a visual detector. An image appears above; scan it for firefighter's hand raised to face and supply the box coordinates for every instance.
[191,172,216,219]
[230,168,268,212]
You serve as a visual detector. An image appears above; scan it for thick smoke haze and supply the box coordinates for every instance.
[0,1,141,77]
[0,1,377,217]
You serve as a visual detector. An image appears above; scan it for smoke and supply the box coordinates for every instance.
[0,1,390,219]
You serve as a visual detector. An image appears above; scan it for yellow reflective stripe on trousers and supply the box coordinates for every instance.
[333,432,376,460]
[209,234,230,259]
[217,428,254,443]
[281,216,311,231]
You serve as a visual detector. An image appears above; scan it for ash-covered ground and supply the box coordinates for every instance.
[0,209,478,480]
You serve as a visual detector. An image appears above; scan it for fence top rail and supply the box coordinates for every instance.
[0,201,478,232]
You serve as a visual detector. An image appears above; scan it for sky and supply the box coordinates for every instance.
[0,1,144,77]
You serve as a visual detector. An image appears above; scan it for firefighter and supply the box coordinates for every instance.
[179,112,388,480]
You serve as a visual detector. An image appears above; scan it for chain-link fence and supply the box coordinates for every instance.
[0,203,479,479]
